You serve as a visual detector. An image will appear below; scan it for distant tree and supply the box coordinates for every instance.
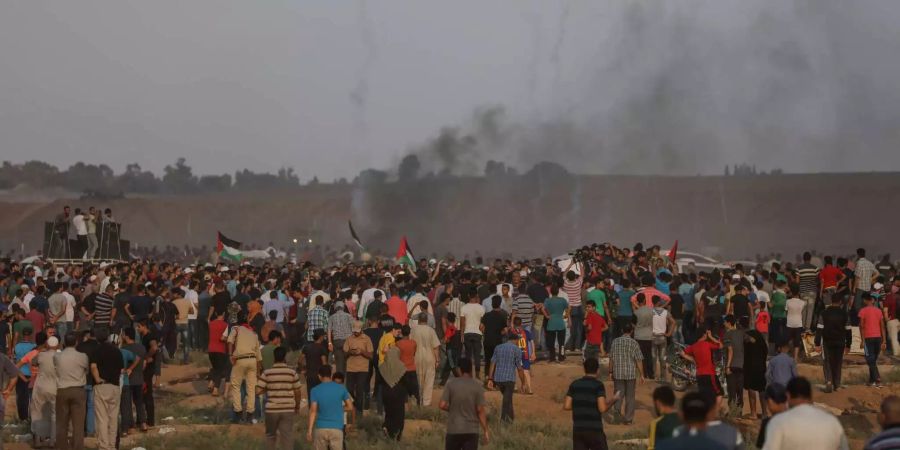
[198,174,232,192]
[525,161,570,180]
[308,176,320,186]
[162,158,198,193]
[19,160,60,188]
[398,154,421,182]
[277,167,300,186]
[354,169,388,186]
[62,162,114,191]
[115,163,160,193]
[725,165,731,176]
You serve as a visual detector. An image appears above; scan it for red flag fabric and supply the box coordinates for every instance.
[667,240,678,261]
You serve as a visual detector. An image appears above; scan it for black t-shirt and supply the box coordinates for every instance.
[141,330,161,374]
[566,376,606,432]
[365,300,384,321]
[302,342,327,378]
[481,310,508,345]
[76,339,101,386]
[250,314,265,336]
[0,321,9,354]
[211,292,231,317]
[81,293,97,314]
[363,327,384,365]
[730,294,751,320]
[669,294,684,320]
[526,282,549,304]
[129,295,154,322]
[94,342,125,385]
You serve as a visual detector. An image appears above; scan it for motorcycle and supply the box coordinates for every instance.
[668,342,728,393]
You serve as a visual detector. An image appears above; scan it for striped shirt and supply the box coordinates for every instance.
[563,276,584,307]
[855,258,877,291]
[94,293,115,327]
[795,263,820,296]
[512,294,535,328]
[257,363,302,413]
[866,427,900,450]
[447,298,463,328]
[566,376,606,432]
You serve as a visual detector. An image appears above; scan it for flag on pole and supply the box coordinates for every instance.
[396,236,416,272]
[217,231,243,262]
[667,240,678,262]
[348,220,365,250]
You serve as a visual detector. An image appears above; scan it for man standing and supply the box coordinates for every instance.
[55,332,88,450]
[634,295,654,379]
[257,347,303,450]
[859,293,887,387]
[328,302,353,375]
[584,300,608,361]
[762,377,849,450]
[564,358,620,450]
[815,294,851,392]
[85,207,99,260]
[119,328,147,433]
[607,323,644,425]
[48,282,69,338]
[228,313,262,423]
[854,248,878,319]
[307,366,354,450]
[795,252,820,332]
[72,209,88,259]
[440,357,489,450]
[171,288,194,364]
[723,315,746,414]
[343,321,373,416]
[460,293,485,380]
[681,327,723,409]
[563,266,586,352]
[90,328,124,450]
[0,352,19,449]
[410,313,440,406]
[306,296,328,343]
[481,296,508,381]
[136,320,159,427]
[487,333,524,423]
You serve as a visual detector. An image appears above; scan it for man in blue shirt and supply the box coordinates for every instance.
[307,365,354,449]
[487,333,524,423]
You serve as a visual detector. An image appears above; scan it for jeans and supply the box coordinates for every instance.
[198,318,209,351]
[726,368,744,409]
[497,381,516,422]
[545,329,565,361]
[15,377,30,421]
[332,339,347,375]
[120,385,146,429]
[446,433,479,450]
[637,340,653,379]
[85,384,95,435]
[188,319,198,350]
[673,319,684,345]
[176,324,189,364]
[864,337,882,384]
[800,292,816,331]
[823,343,844,388]
[346,371,368,414]
[573,430,609,450]
[568,306,585,350]
[533,323,545,351]
[463,333,483,376]
[610,379,636,423]
[651,337,667,381]
[57,321,70,342]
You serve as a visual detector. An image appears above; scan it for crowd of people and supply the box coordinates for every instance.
[0,241,896,449]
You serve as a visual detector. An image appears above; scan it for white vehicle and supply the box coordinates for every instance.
[668,251,731,273]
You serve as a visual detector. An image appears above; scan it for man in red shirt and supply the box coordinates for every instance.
[385,286,409,326]
[819,256,846,302]
[583,300,607,361]
[681,328,723,407]
[859,293,887,387]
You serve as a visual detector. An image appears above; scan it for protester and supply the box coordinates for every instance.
[816,293,851,392]
[564,357,620,450]
[227,312,262,423]
[723,314,745,414]
[136,320,159,427]
[301,329,329,400]
[257,347,303,450]
[378,346,408,440]
[90,328,124,450]
[543,285,569,363]
[756,383,788,449]
[607,323,644,425]
[650,296,674,383]
[410,313,440,406]
[511,317,535,395]
[54,332,86,450]
[859,292,887,387]
[481,295,508,381]
[31,334,59,448]
[487,332,524,423]
[307,365,354,449]
[656,392,727,450]
[328,301,353,375]
[681,327,724,409]
[865,396,900,450]
[207,310,229,397]
[649,386,681,450]
[634,294,654,379]
[440,357,489,449]
[742,316,768,418]
[583,300,607,361]
[460,292,485,379]
[762,377,849,450]
[343,320,373,416]
[13,326,36,421]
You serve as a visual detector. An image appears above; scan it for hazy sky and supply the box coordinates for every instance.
[3,1,900,181]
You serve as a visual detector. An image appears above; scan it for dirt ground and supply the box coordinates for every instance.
[4,355,895,449]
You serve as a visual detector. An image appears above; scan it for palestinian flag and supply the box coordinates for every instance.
[396,236,416,272]
[348,220,365,250]
[217,231,243,262]
[667,240,678,261]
